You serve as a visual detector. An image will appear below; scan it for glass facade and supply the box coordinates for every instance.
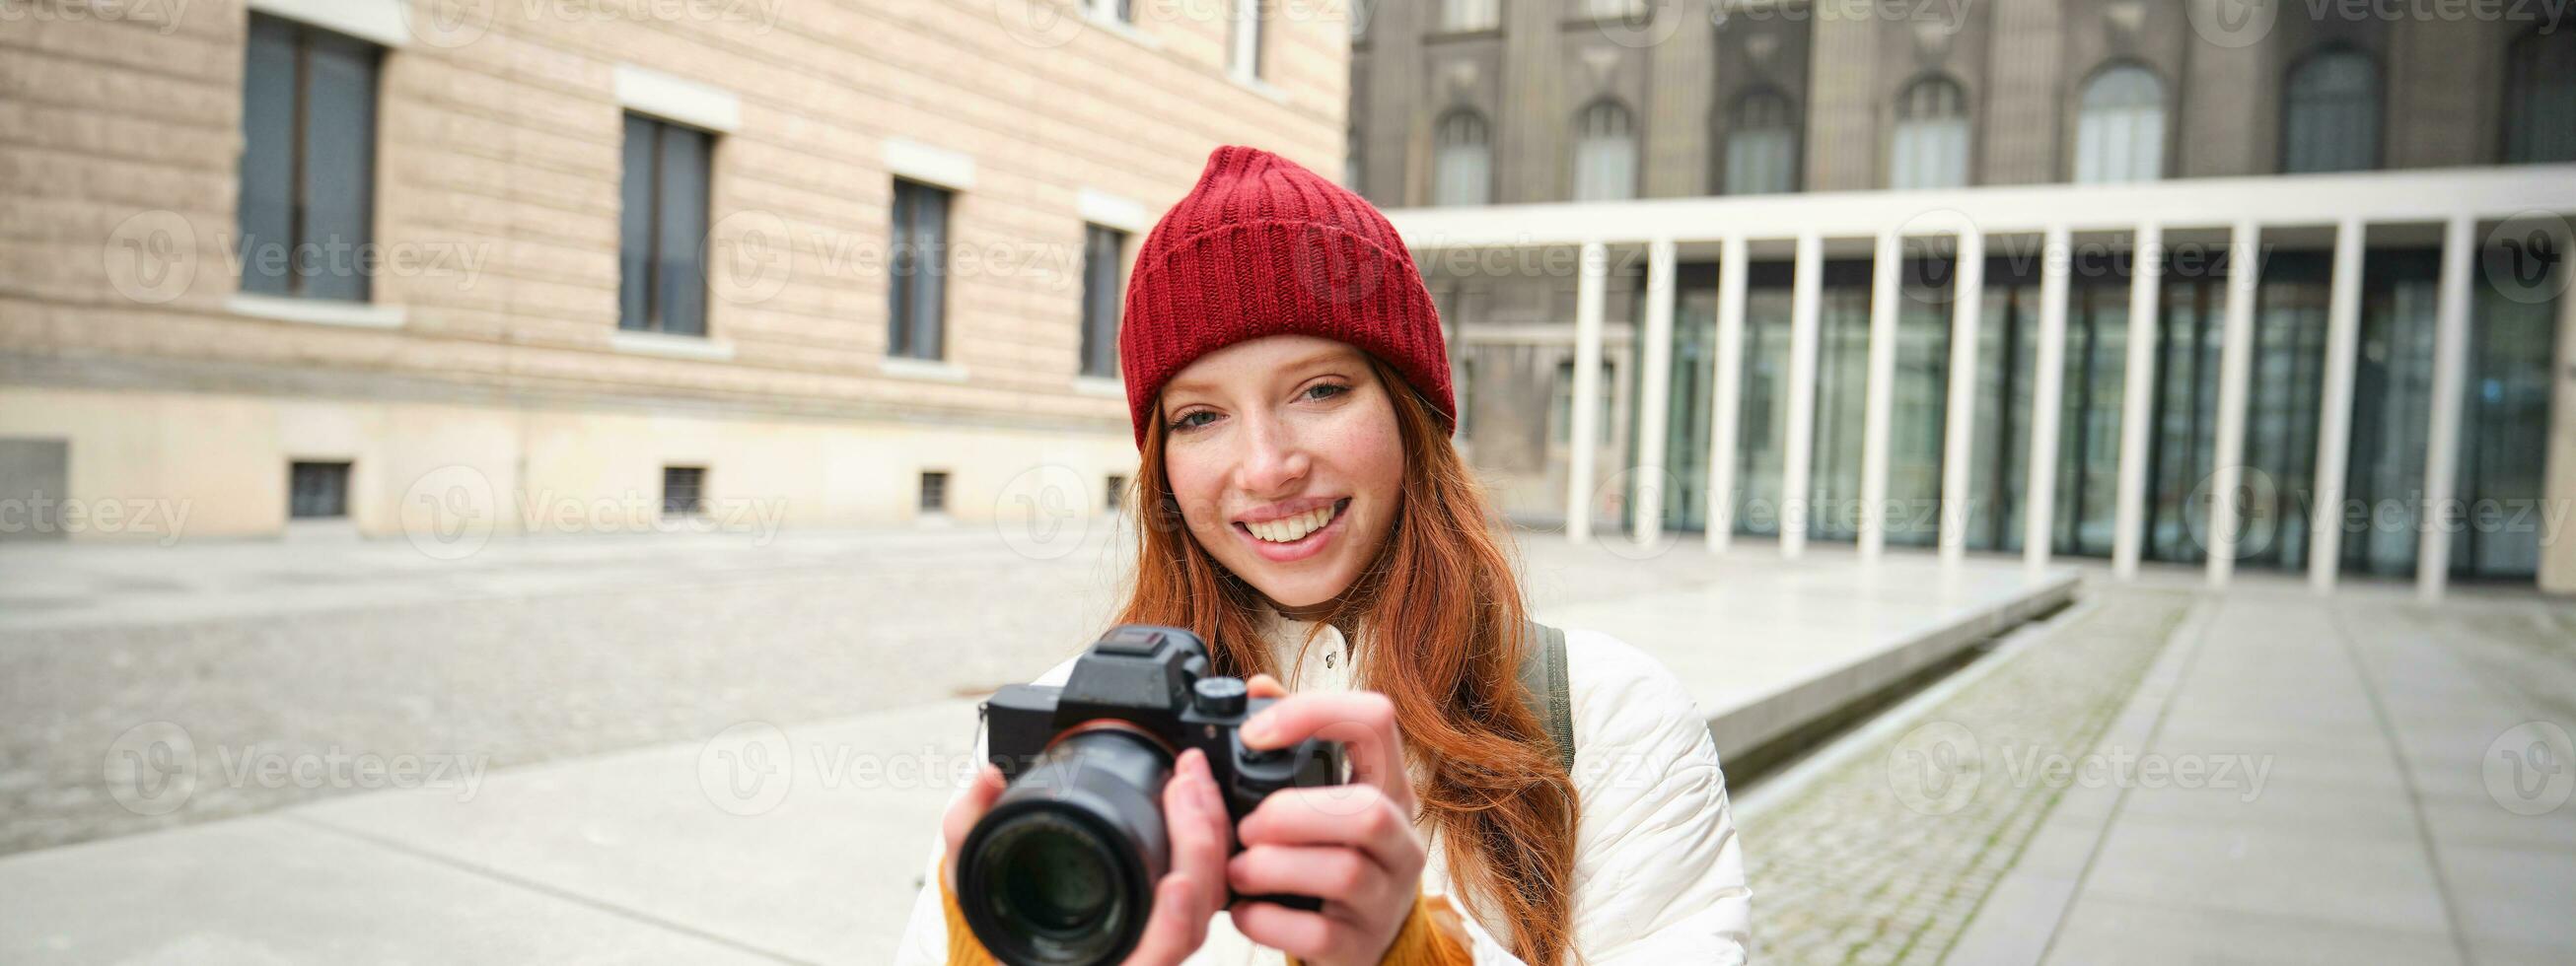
[1649,242,2555,582]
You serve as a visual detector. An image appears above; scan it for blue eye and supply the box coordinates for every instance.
[1167,410,1219,432]
[1304,382,1350,401]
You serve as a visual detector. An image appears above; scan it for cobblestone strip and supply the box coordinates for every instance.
[1739,588,2194,966]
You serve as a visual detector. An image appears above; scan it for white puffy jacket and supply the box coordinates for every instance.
[893,607,1753,964]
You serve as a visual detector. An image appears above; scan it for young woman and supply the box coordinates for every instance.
[894,146,1750,965]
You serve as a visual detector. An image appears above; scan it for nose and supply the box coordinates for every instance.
[1233,409,1312,498]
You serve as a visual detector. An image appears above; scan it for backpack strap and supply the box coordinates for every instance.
[1516,620,1575,778]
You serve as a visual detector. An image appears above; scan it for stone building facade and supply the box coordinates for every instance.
[1,0,1345,542]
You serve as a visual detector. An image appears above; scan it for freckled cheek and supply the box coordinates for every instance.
[1161,450,1234,536]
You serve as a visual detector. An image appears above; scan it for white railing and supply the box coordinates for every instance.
[1384,165,2576,598]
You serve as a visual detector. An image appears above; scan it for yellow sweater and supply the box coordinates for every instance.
[939,878,1473,966]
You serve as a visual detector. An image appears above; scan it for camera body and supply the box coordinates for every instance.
[958,625,1347,966]
[981,624,1346,816]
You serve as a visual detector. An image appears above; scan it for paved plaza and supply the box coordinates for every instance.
[0,528,2570,964]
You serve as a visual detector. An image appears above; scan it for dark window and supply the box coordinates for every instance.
[2503,27,2576,164]
[239,14,380,302]
[289,461,350,518]
[1432,109,1493,206]
[1724,88,1800,195]
[2282,47,2380,173]
[1080,224,1125,378]
[919,470,950,513]
[620,113,714,336]
[662,466,705,517]
[890,179,952,360]
[1104,475,1127,511]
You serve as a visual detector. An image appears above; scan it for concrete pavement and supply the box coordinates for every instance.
[0,526,2070,963]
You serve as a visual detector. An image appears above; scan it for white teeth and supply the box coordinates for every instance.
[1248,505,1336,543]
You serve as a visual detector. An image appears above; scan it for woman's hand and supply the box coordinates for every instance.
[1227,676,1429,966]
[941,748,1235,965]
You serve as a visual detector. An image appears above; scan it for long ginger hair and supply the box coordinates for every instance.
[1113,354,1581,965]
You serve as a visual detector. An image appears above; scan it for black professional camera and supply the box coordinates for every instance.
[956,624,1348,966]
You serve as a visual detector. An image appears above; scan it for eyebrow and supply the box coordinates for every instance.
[1163,347,1360,397]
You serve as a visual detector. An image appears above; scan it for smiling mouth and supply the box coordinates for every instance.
[1236,498,1351,544]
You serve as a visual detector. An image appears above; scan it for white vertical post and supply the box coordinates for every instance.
[1567,242,1609,544]
[1633,239,1679,545]
[2309,217,2366,592]
[1939,230,1984,565]
[2418,215,2475,599]
[1707,235,1749,553]
[1859,228,1901,562]
[2024,227,2072,572]
[2207,220,2260,587]
[1782,231,1824,559]
[2112,223,2164,580]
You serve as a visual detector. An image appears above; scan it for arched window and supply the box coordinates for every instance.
[2503,27,2576,164]
[1725,88,1799,195]
[2074,64,2166,183]
[2281,48,2379,173]
[1439,0,1498,33]
[1572,99,1638,201]
[1891,75,1970,189]
[1433,108,1493,207]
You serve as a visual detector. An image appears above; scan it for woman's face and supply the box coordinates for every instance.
[1157,335,1406,609]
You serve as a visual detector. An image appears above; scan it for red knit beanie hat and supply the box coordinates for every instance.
[1118,145,1453,448]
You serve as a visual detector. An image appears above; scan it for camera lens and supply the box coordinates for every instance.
[958,727,1172,966]
[981,812,1121,936]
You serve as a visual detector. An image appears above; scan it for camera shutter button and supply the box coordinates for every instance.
[1192,677,1249,717]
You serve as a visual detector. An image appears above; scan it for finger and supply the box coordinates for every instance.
[1227,844,1387,907]
[1163,750,1228,891]
[940,765,1008,891]
[1123,872,1210,966]
[1242,692,1410,808]
[1246,673,1287,699]
[1237,786,1420,874]
[1226,897,1343,963]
